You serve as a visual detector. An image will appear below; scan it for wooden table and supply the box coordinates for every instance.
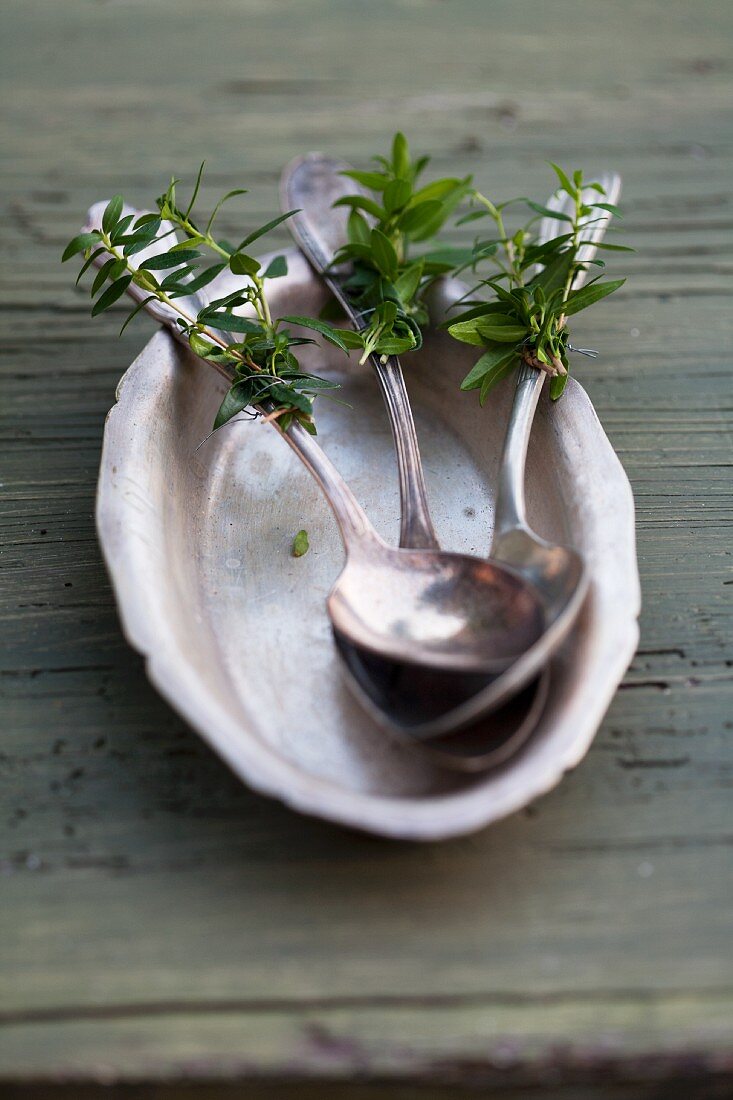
[2,1,731,1095]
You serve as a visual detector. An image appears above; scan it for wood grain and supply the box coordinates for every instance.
[1,0,731,1093]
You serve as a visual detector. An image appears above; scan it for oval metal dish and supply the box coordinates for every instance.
[96,249,640,840]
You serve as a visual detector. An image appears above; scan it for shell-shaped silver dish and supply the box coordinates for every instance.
[96,250,640,840]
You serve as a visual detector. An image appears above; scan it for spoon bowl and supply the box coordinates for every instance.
[328,539,544,672]
[492,528,587,624]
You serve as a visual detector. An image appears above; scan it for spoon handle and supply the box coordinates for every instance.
[492,173,622,546]
[492,365,544,541]
[325,272,439,551]
[282,419,379,551]
[282,154,439,551]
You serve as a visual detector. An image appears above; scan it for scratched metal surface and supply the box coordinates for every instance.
[1,0,731,1094]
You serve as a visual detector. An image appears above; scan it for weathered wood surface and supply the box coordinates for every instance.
[1,0,731,1095]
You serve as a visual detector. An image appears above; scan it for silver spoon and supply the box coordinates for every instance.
[281,152,440,552]
[492,175,623,622]
[281,155,551,765]
[377,172,624,737]
[83,202,545,676]
[279,167,620,740]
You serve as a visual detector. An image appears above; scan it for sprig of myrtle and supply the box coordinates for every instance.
[447,165,633,402]
[330,133,472,363]
[62,166,354,434]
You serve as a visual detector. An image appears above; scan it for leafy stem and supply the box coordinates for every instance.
[63,168,355,434]
[329,133,474,365]
[447,164,632,403]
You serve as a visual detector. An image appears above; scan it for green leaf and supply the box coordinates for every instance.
[183,262,226,294]
[204,289,249,311]
[102,195,124,235]
[370,228,399,280]
[213,379,255,429]
[412,154,430,180]
[333,328,366,350]
[392,132,410,178]
[590,202,623,218]
[331,242,373,266]
[75,247,105,284]
[562,278,625,316]
[184,161,206,218]
[456,209,490,226]
[126,215,163,242]
[448,318,487,347]
[119,294,158,335]
[582,241,635,252]
[264,382,314,416]
[203,312,263,334]
[188,331,216,358]
[407,198,462,242]
[61,232,101,262]
[383,177,411,213]
[110,215,135,243]
[411,177,467,205]
[139,250,200,270]
[332,195,385,220]
[90,275,132,316]
[526,201,573,222]
[90,258,117,296]
[292,529,310,557]
[441,301,509,329]
[170,236,207,251]
[373,334,416,356]
[475,318,527,343]
[398,200,442,237]
[550,372,569,400]
[531,249,574,295]
[341,169,388,191]
[420,245,476,271]
[374,300,397,326]
[347,210,371,246]
[263,255,288,279]
[393,261,424,305]
[229,252,261,276]
[160,264,196,290]
[280,315,351,353]
[133,213,162,230]
[205,188,248,236]
[237,210,299,251]
[479,356,517,404]
[132,269,159,292]
[460,345,517,391]
[123,237,159,258]
[548,163,575,196]
[100,258,131,292]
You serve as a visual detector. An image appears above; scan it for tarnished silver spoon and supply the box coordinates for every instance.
[281,152,442,553]
[380,173,624,737]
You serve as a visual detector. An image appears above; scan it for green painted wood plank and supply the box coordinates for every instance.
[1,996,732,1089]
